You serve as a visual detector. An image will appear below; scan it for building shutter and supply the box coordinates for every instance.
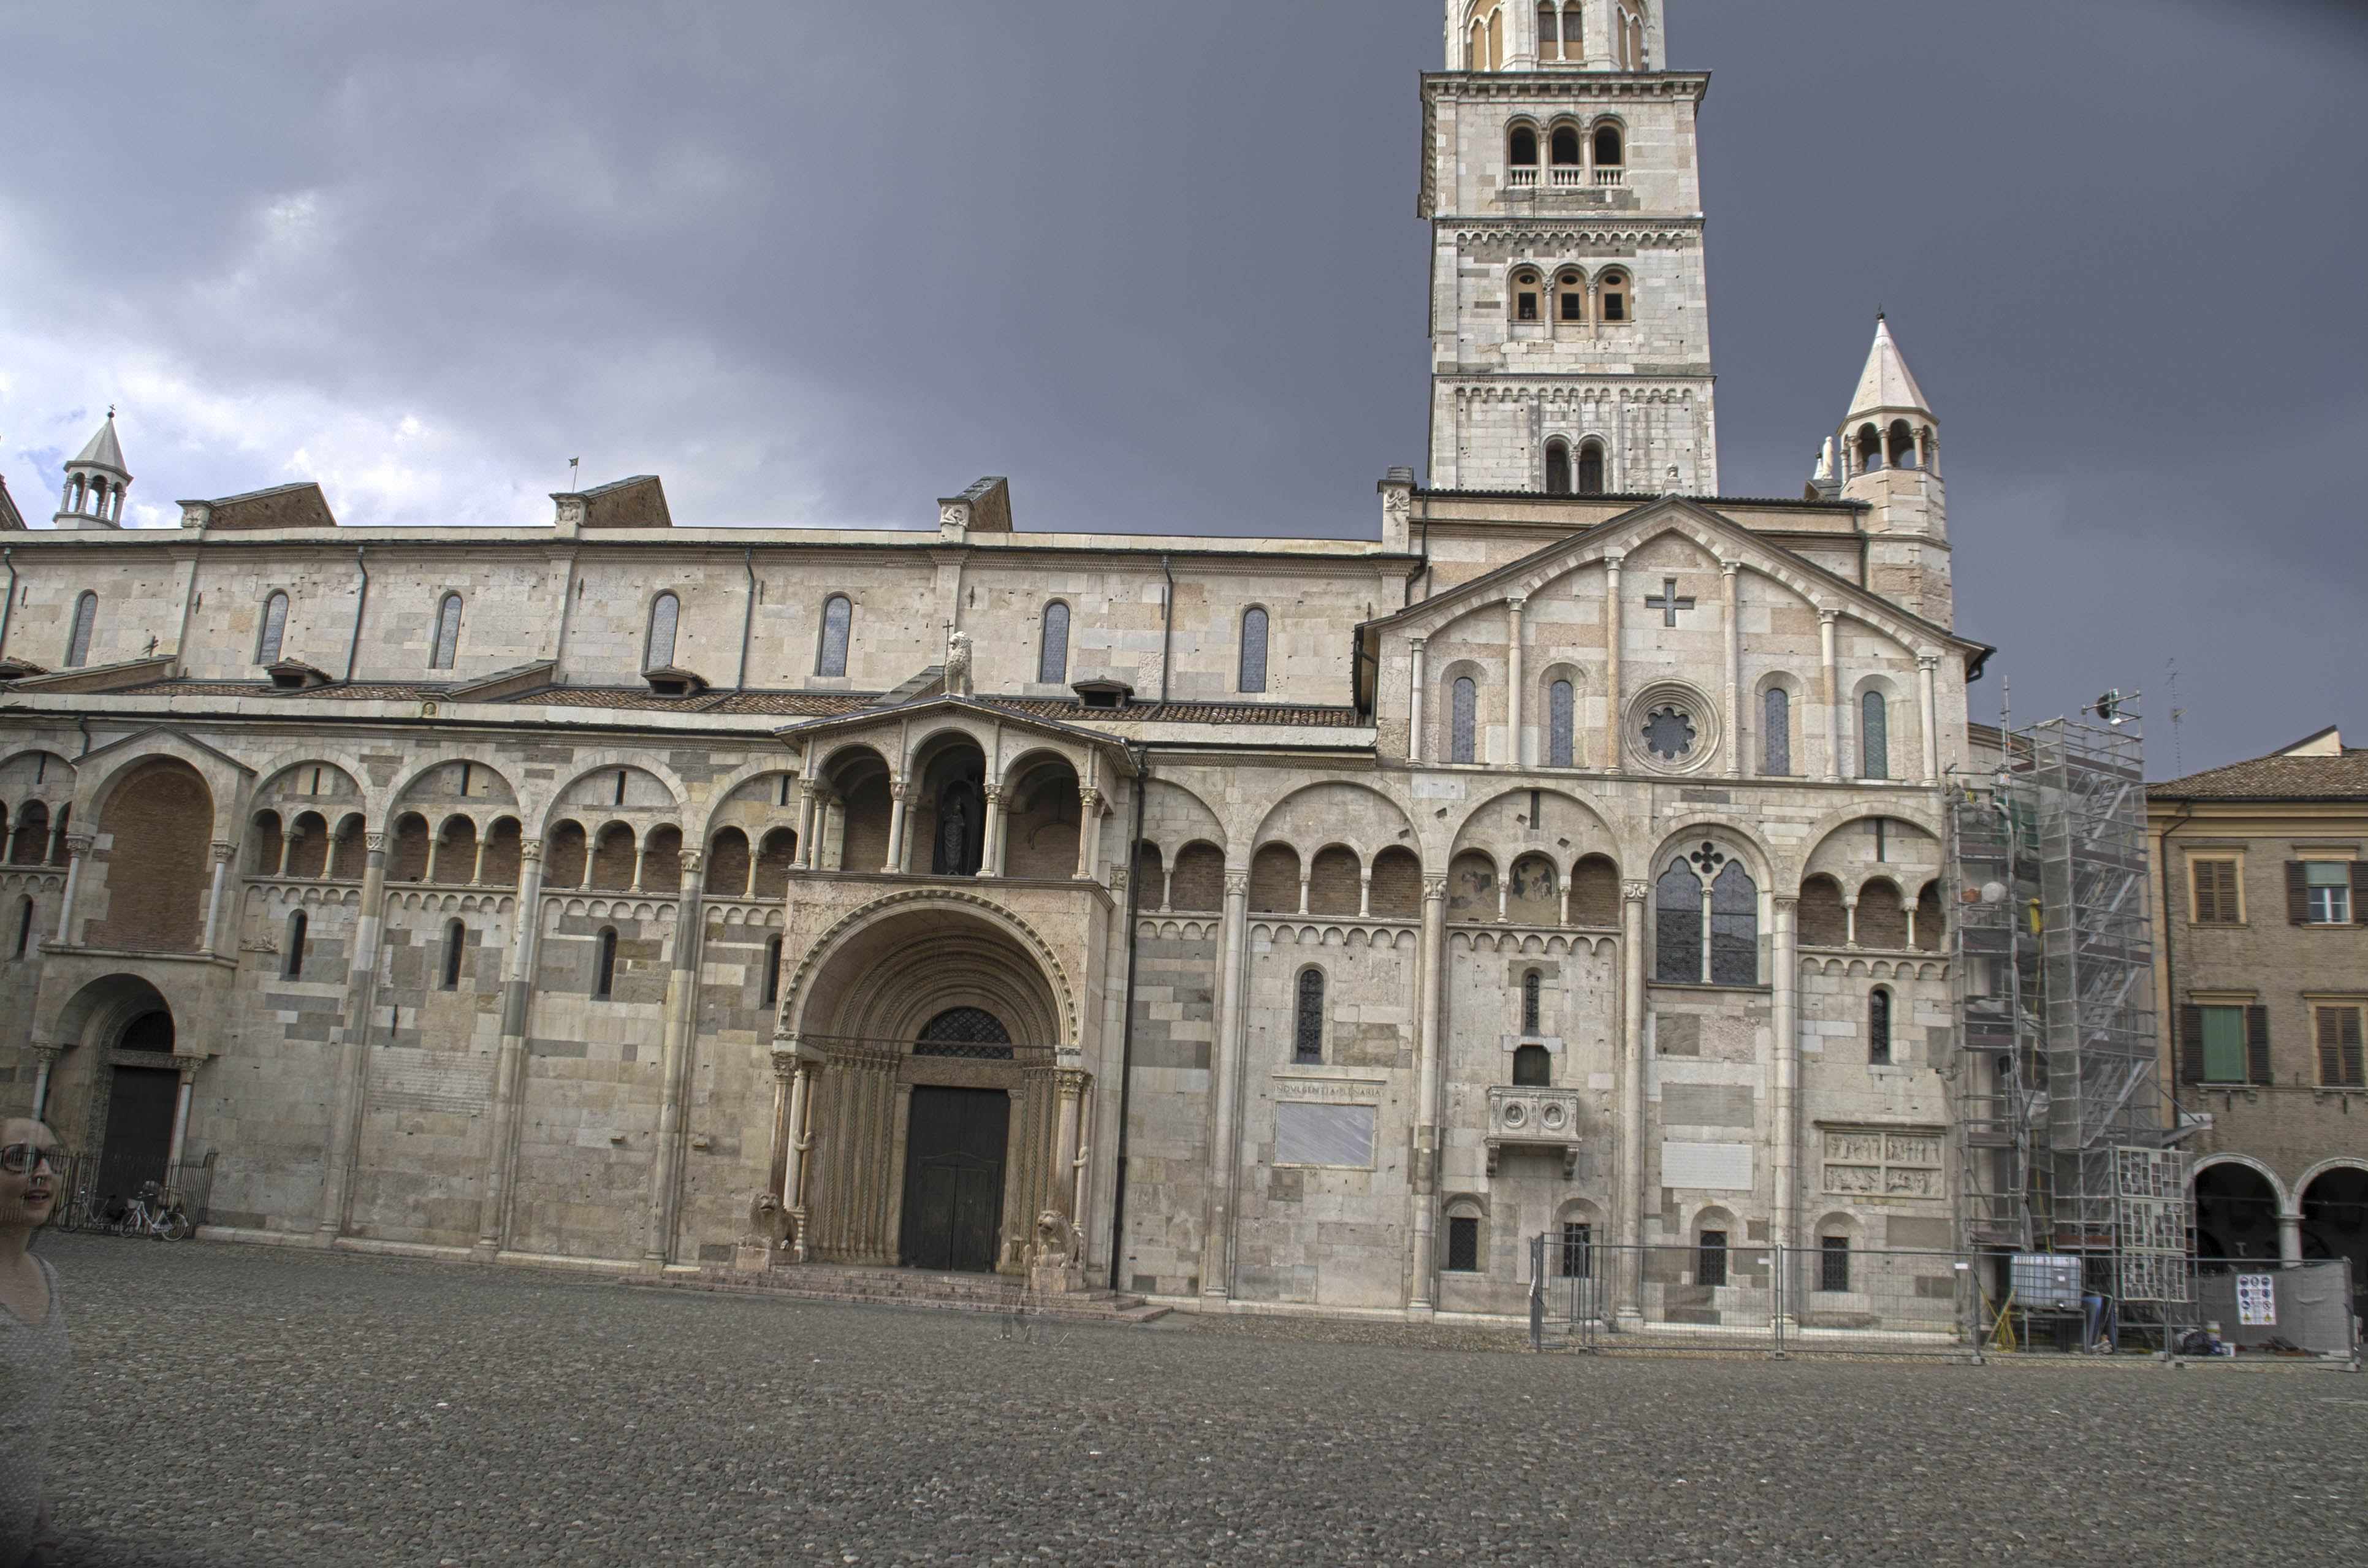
[2318,1008,2344,1086]
[2345,1009,2367,1088]
[2244,1004,2272,1084]
[2286,861,2309,923]
[2352,862,2368,925]
[2177,1004,2204,1084]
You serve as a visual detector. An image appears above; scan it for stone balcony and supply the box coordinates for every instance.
[1485,1085,1585,1177]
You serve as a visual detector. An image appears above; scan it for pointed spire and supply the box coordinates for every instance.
[1843,313,1931,422]
[68,409,130,479]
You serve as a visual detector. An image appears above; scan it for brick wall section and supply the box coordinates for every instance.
[1168,844,1224,911]
[389,816,431,881]
[590,824,637,888]
[87,759,211,950]
[1248,843,1298,913]
[1308,847,1360,916]
[704,829,750,894]
[1567,853,1618,924]
[1799,875,1848,946]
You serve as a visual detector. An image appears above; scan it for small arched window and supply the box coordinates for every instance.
[1577,439,1605,494]
[64,592,97,668]
[1616,0,1647,70]
[11,896,31,959]
[257,592,290,665]
[1039,601,1070,685]
[593,926,619,1000]
[1763,687,1791,776]
[1238,606,1268,692]
[760,935,782,1007]
[1887,419,1917,469]
[1509,126,1538,170]
[1511,268,1541,322]
[1550,126,1581,173]
[1469,17,1488,70]
[1544,439,1571,495]
[645,592,680,671]
[1855,423,1883,474]
[1599,269,1630,324]
[1556,267,1585,322]
[441,918,465,990]
[1593,123,1624,169]
[284,909,308,979]
[1537,4,1559,59]
[1512,1043,1551,1087]
[1293,968,1324,1064]
[817,593,852,677]
[1450,676,1478,764]
[1868,988,1893,1065]
[1548,679,1575,767]
[430,593,463,669]
[1521,970,1542,1034]
[1862,691,1889,780]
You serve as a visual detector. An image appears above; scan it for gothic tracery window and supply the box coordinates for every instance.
[817,593,852,677]
[1294,969,1324,1064]
[1656,843,1758,984]
[1545,439,1571,494]
[1868,988,1893,1065]
[1238,606,1269,692]
[1862,690,1889,780]
[1039,601,1070,685]
[1763,687,1791,776]
[1451,676,1477,764]
[645,592,680,671]
[1548,679,1574,767]
[257,591,289,665]
[1577,439,1605,493]
[64,592,97,669]
[430,593,462,670]
[1521,969,1542,1034]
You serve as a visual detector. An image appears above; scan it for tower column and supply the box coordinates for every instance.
[1819,609,1842,782]
[1504,595,1526,766]
[1200,868,1251,1299]
[1602,552,1624,772]
[1721,560,1741,778]
[1917,655,1940,783]
[1616,877,1648,1328]
[1408,636,1428,764]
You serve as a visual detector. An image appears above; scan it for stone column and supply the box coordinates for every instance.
[885,780,908,871]
[2279,1209,2304,1265]
[1053,1068,1089,1218]
[782,1054,815,1260]
[1617,878,1647,1326]
[1070,1079,1094,1230]
[1408,872,1449,1317]
[1504,595,1526,767]
[164,1056,202,1171]
[1842,893,1859,950]
[767,1049,798,1197]
[197,840,236,954]
[1770,892,1799,1254]
[473,840,546,1258]
[53,833,91,946]
[26,1046,60,1121]
[1199,867,1251,1300]
[1917,655,1940,783]
[977,786,1003,878]
[1819,609,1842,782]
[1603,551,1625,772]
[1075,788,1102,881]
[642,852,705,1269]
[276,829,296,878]
[793,781,818,869]
[470,829,490,886]
[1407,636,1428,764]
[314,831,387,1246]
[1721,560,1742,778]
[1358,867,1372,918]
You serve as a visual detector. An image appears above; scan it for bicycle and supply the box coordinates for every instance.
[55,1186,105,1233]
[114,1182,191,1241]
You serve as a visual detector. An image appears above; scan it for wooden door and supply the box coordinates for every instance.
[900,1086,1008,1273]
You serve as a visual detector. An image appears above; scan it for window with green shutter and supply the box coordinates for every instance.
[2200,1005,2248,1083]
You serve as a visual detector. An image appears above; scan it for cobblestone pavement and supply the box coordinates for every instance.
[35,1233,2368,1566]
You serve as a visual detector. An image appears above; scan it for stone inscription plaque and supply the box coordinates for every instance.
[367,1046,494,1117]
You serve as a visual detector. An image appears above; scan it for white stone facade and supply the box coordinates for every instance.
[0,4,1985,1321]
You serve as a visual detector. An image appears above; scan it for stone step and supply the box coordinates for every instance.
[628,1264,1170,1323]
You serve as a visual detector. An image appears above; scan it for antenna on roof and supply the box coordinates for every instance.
[2166,658,2185,775]
[568,457,580,491]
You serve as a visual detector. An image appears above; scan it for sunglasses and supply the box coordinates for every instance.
[0,1146,67,1176]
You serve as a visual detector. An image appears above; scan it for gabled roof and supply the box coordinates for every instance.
[69,413,129,479]
[1843,314,1932,422]
[1368,492,1979,656]
[2152,730,2368,801]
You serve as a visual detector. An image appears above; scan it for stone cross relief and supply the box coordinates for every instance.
[1643,577,1695,626]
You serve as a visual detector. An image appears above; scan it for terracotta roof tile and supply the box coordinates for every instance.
[2151,748,2368,801]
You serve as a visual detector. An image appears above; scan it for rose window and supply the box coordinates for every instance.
[1642,704,1696,761]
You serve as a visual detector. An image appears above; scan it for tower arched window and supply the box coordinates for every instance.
[1550,126,1582,185]
[256,591,290,665]
[1862,691,1889,780]
[1869,988,1893,1065]
[1039,601,1070,685]
[1238,606,1268,692]
[1556,268,1585,322]
[1521,970,1542,1034]
[1615,1,1647,70]
[64,592,97,668]
[284,909,308,979]
[1656,843,1759,984]
[1450,676,1478,764]
[1469,17,1488,70]
[1599,268,1630,324]
[11,896,31,959]
[1508,126,1539,188]
[760,935,782,1007]
[817,593,852,677]
[1762,686,1792,776]
[1887,419,1917,469]
[1548,679,1575,767]
[645,592,680,671]
[1511,268,1541,322]
[1293,968,1324,1064]
[430,593,462,669]
[593,926,619,1000]
[1592,123,1624,172]
[1577,438,1605,494]
[1855,423,1883,474]
[442,918,466,990]
[1544,439,1572,495]
[1537,4,1560,60]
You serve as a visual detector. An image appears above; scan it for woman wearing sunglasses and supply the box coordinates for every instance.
[0,1121,66,1567]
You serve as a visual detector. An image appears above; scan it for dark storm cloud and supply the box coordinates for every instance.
[0,1,2359,770]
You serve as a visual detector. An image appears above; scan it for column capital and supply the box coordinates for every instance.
[1223,869,1251,898]
[1720,557,1741,577]
[1051,1067,1092,1100]
[208,839,237,865]
[64,832,95,860]
[171,1051,211,1082]
[518,839,544,865]
[1916,652,1940,672]
[1602,548,1625,568]
[1505,592,1527,612]
[1078,786,1103,813]
[1621,879,1650,904]
[1772,891,1799,909]
[364,831,387,853]
[1422,873,1448,902]
[889,779,910,801]
[1817,607,1840,626]
[27,1044,61,1066]
[982,783,1003,804]
[1108,866,1129,892]
[678,848,704,875]
[1407,633,1428,650]
[769,1049,799,1083]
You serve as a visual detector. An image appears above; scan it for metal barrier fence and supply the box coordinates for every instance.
[1529,1236,1983,1357]
[2191,1260,2358,1361]
[44,1151,217,1235]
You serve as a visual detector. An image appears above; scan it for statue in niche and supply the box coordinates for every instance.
[935,778,978,875]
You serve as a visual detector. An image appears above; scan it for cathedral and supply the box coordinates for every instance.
[0,2,1982,1322]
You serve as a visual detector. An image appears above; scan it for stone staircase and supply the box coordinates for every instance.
[627,1261,1171,1323]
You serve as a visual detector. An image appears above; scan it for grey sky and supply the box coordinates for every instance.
[1,1,2361,774]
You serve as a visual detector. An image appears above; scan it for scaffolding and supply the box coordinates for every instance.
[1947,708,2188,1336]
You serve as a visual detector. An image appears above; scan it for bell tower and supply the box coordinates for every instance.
[53,409,131,530]
[1814,314,1951,628]
[1422,2,1716,497]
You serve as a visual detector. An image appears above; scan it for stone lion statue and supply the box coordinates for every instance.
[944,630,973,696]
[744,1192,795,1252]
[1029,1208,1080,1268]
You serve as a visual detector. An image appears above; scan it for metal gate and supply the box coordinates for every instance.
[1531,1236,1985,1358]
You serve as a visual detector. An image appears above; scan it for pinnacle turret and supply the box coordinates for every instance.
[54,409,131,529]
